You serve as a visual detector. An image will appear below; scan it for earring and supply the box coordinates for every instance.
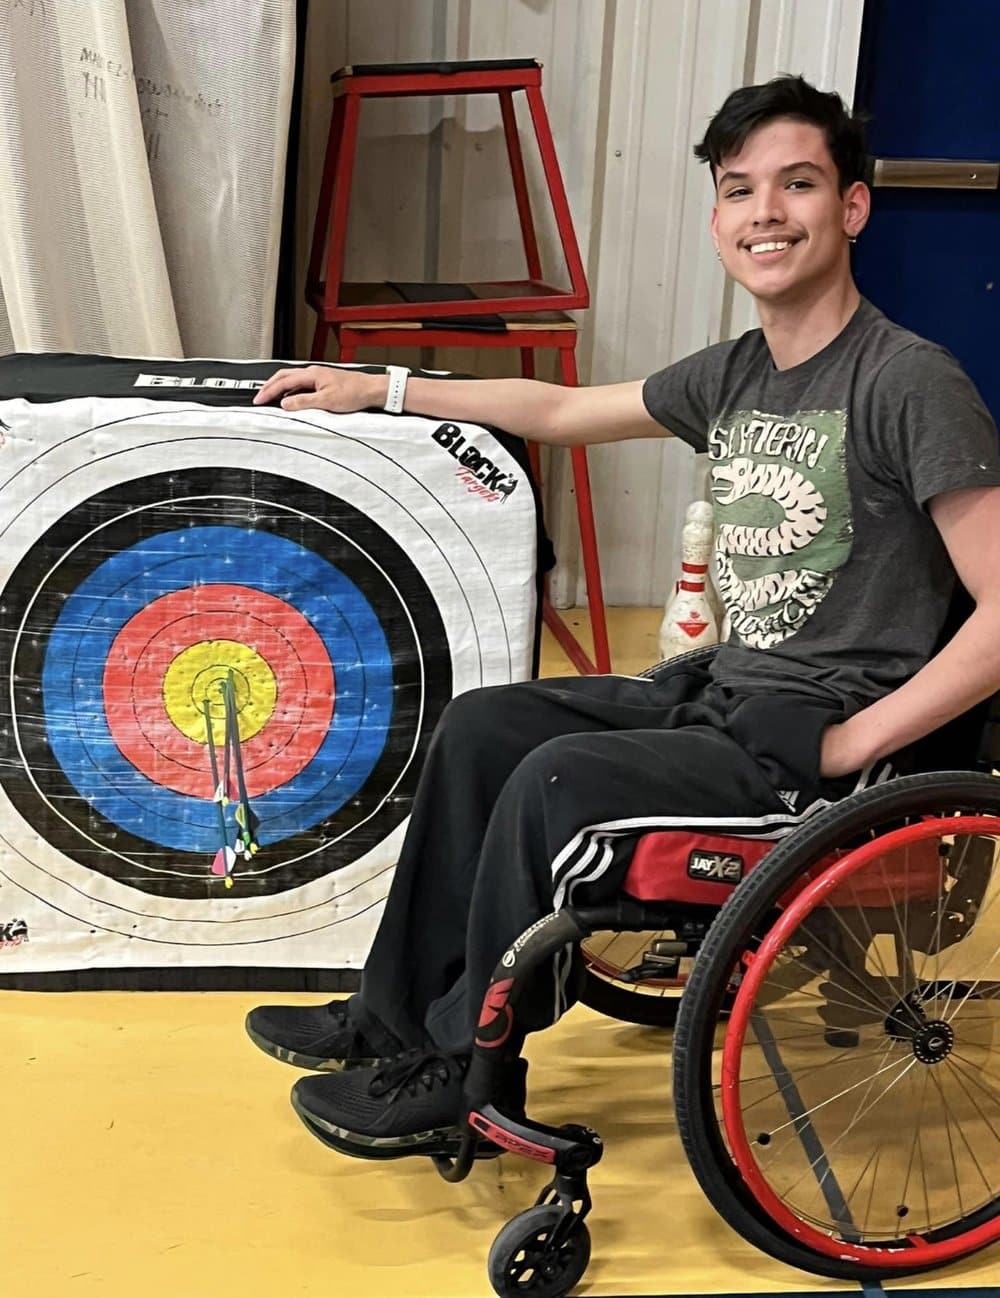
[714,246,721,260]
[848,235,858,244]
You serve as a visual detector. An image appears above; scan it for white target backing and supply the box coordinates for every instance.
[0,391,538,969]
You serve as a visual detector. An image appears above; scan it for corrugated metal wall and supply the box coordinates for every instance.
[293,0,864,606]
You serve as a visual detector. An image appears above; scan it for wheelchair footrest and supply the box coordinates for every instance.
[468,1104,604,1172]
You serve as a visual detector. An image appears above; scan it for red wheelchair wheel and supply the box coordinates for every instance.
[675,772,1000,1280]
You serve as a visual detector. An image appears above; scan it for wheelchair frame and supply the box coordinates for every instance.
[430,646,1000,1297]
[446,776,1000,1296]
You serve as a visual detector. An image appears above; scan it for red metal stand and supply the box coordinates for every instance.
[305,59,611,675]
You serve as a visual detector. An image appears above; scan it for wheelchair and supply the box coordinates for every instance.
[416,645,1000,1296]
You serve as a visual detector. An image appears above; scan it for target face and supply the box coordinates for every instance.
[0,399,535,960]
[7,467,445,897]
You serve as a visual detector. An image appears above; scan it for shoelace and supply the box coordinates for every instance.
[369,1048,466,1103]
[322,1001,373,1059]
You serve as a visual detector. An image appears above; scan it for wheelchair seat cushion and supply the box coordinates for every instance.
[623,830,775,904]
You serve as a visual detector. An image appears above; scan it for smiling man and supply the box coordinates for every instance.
[245,76,1000,1160]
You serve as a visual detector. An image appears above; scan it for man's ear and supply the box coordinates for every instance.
[844,179,871,238]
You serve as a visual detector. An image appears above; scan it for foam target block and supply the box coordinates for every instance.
[0,355,543,976]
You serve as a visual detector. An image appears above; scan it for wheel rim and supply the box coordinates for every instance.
[722,813,1000,1267]
[497,1211,587,1292]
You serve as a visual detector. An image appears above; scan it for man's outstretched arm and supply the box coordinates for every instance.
[820,485,1000,777]
[253,366,669,447]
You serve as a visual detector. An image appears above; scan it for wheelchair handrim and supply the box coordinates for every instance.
[722,813,1000,1267]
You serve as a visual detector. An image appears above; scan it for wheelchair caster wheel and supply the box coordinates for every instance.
[487,1205,591,1298]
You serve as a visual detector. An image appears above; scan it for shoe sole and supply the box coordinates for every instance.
[244,1017,376,1072]
[289,1088,501,1162]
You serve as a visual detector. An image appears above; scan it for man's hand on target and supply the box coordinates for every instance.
[254,365,388,413]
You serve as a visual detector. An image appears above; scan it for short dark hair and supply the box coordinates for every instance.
[693,75,867,192]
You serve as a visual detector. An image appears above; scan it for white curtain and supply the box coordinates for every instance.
[0,0,296,359]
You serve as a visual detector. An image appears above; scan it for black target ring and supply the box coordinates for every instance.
[0,468,453,899]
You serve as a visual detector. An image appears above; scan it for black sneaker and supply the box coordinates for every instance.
[245,998,379,1071]
[290,1048,528,1160]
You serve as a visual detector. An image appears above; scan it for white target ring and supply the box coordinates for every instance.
[0,403,536,956]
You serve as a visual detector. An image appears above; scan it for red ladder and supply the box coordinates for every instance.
[306,58,611,675]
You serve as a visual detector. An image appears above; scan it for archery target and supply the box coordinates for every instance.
[0,401,536,964]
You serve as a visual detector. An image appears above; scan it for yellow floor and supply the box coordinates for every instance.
[5,992,998,1298]
[3,611,998,1297]
[540,605,664,678]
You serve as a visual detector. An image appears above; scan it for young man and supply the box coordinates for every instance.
[246,76,1000,1157]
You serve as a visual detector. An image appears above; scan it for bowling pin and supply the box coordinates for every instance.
[658,500,719,660]
[687,499,727,633]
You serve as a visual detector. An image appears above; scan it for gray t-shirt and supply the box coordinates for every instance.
[643,298,1000,709]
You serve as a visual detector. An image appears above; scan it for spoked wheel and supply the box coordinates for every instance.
[580,929,686,1028]
[675,772,1000,1279]
[580,926,742,1029]
[487,1206,591,1298]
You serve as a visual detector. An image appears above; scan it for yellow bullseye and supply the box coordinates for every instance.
[163,640,277,746]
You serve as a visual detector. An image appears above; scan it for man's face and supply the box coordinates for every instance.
[710,117,868,306]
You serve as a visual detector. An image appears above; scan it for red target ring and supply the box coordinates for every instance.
[103,584,334,798]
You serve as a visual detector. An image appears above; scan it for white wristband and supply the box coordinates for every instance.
[384,365,410,415]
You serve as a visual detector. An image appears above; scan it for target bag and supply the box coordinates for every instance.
[0,354,546,988]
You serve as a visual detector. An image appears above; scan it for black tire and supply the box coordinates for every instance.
[579,963,681,1028]
[673,771,1000,1281]
[487,1206,591,1298]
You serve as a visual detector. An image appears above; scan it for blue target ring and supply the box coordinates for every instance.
[3,467,453,900]
[42,526,393,852]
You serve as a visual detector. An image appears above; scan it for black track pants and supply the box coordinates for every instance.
[349,664,860,1057]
